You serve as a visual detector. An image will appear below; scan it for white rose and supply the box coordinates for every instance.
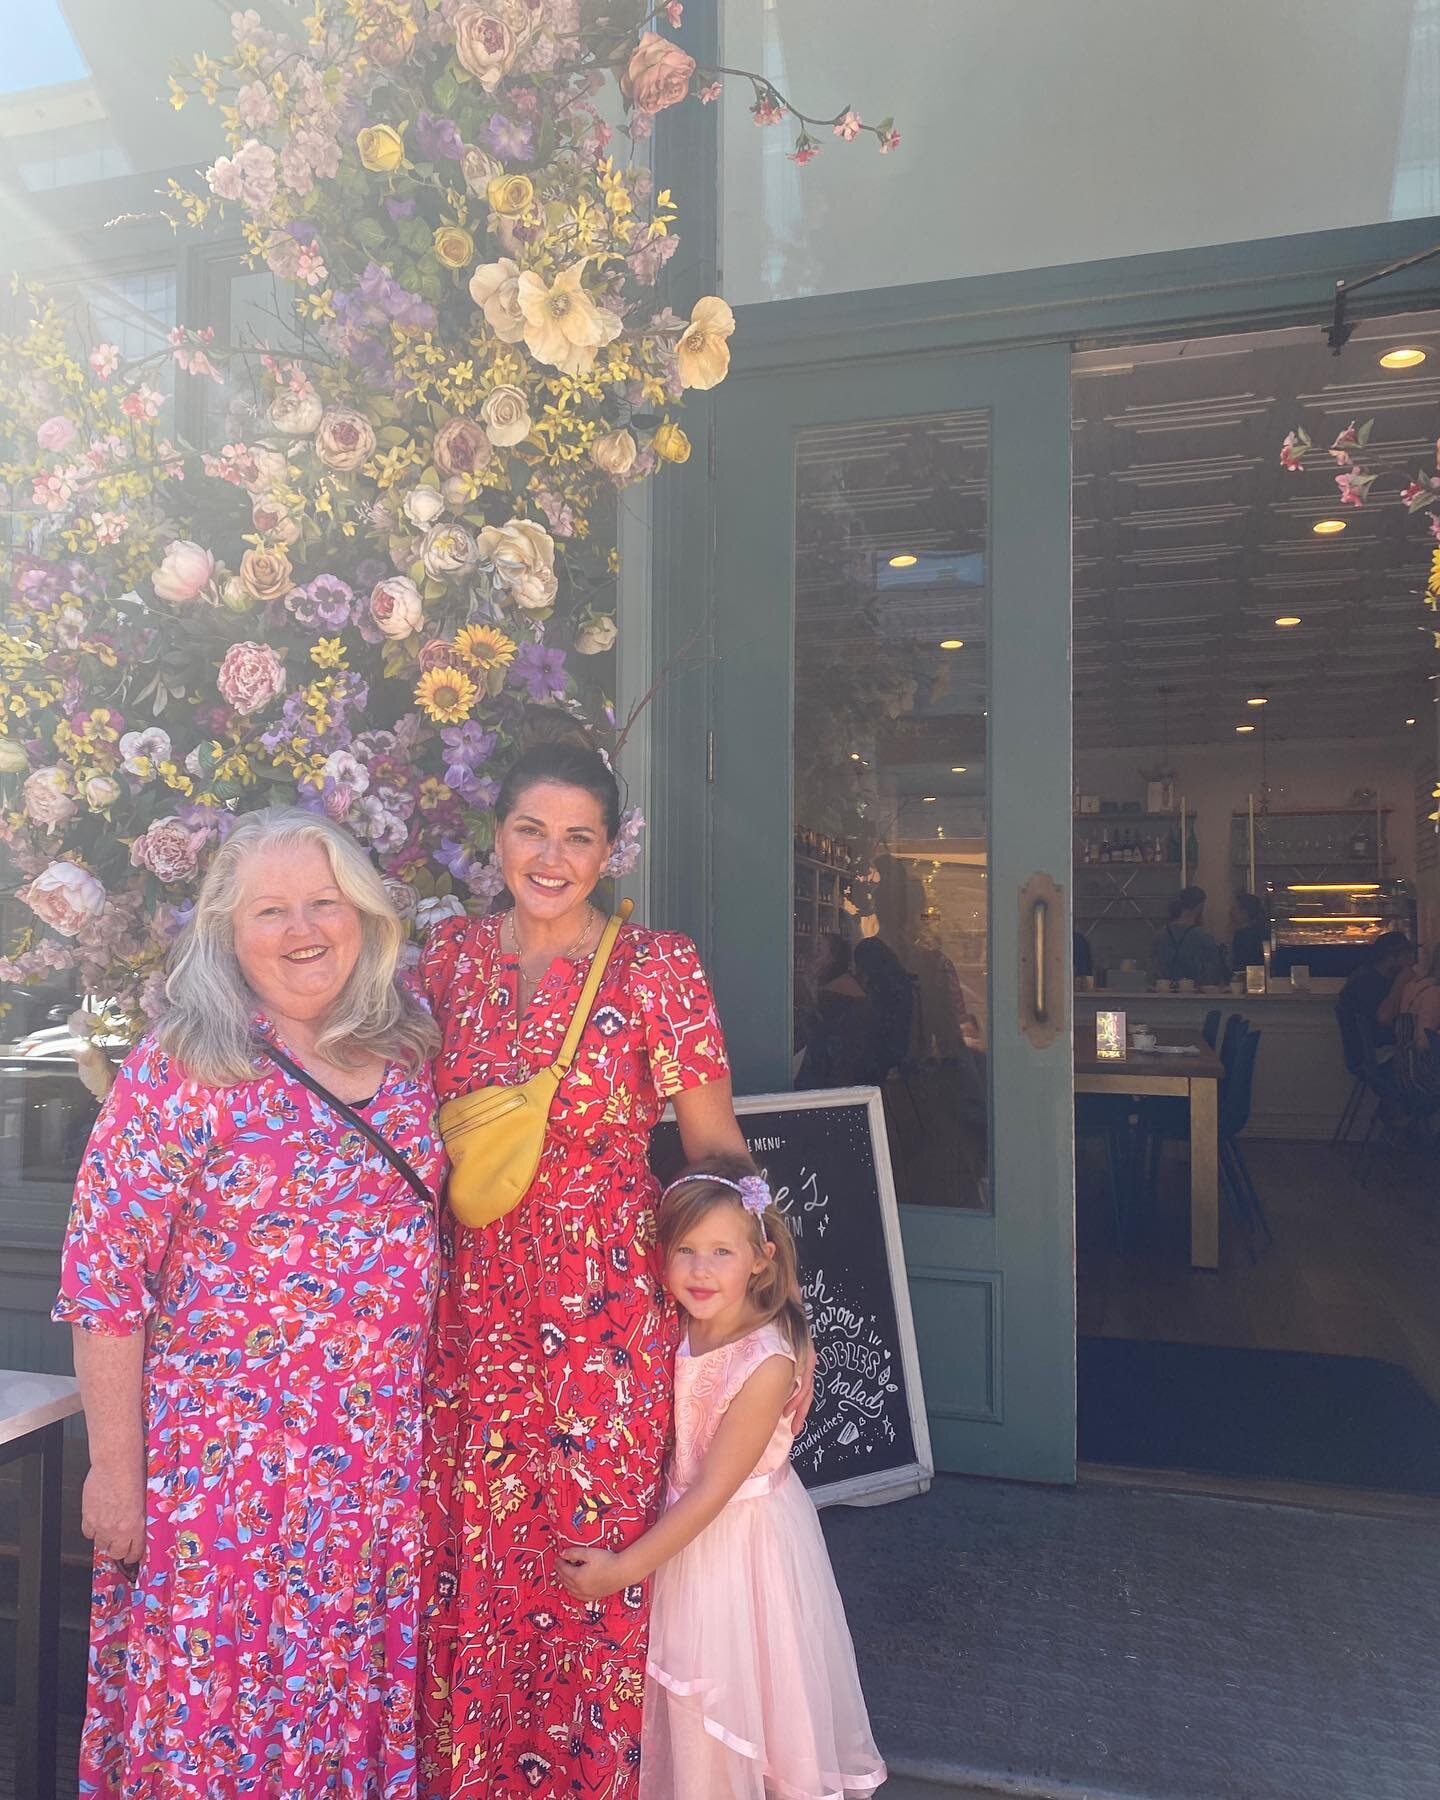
[369,576,425,639]
[20,861,107,938]
[591,428,637,477]
[574,614,618,655]
[416,894,468,933]
[83,774,122,811]
[383,878,421,921]
[267,387,324,435]
[476,517,559,612]
[0,738,29,774]
[403,485,447,527]
[479,385,533,448]
[22,767,76,830]
[468,258,526,344]
[420,523,478,580]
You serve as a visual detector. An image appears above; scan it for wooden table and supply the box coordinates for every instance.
[0,1370,81,1800]
[1074,1027,1225,1269]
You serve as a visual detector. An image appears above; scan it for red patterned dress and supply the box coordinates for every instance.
[417,915,730,1800]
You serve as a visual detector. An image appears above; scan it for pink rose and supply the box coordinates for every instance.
[314,408,377,472]
[22,767,77,830]
[370,576,425,639]
[153,539,215,603]
[19,862,106,938]
[218,641,287,716]
[452,3,518,92]
[433,417,493,477]
[36,416,76,452]
[130,817,209,885]
[624,31,696,114]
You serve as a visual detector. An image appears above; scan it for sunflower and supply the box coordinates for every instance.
[415,665,479,723]
[454,624,518,671]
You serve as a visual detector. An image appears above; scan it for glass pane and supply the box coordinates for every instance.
[792,411,990,1210]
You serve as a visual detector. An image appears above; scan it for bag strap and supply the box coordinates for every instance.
[553,899,634,1075]
[261,1042,433,1209]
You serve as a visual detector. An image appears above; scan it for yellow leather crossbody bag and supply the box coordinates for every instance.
[438,900,632,1228]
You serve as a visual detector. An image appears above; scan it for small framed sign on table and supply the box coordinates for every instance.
[652,1086,933,1509]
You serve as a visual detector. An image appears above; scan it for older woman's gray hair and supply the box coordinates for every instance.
[159,806,439,1087]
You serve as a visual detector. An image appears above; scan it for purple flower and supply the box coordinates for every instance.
[486,114,537,161]
[415,111,465,162]
[436,837,473,882]
[508,643,568,703]
[286,573,353,630]
[440,722,497,768]
[385,197,417,220]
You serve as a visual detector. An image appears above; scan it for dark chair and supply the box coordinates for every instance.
[1075,1093,1133,1249]
[1219,1028,1272,1256]
[1218,1012,1246,1080]
[1352,1010,1407,1188]
[1201,1008,1222,1050]
[1332,1001,1373,1148]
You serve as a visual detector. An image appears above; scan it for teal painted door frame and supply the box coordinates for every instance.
[709,342,1077,1484]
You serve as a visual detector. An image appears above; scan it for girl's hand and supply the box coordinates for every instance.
[81,1458,146,1567]
[784,1333,818,1432]
[557,1543,629,1601]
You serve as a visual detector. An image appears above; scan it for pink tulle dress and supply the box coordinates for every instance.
[641,1322,887,1800]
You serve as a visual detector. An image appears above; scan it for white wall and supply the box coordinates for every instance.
[722,0,1436,304]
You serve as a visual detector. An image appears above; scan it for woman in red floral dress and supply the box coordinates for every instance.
[418,742,756,1800]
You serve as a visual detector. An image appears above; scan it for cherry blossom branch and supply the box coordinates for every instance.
[693,65,899,155]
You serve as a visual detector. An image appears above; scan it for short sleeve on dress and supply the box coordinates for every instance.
[718,1324,797,1412]
[632,932,731,1100]
[52,1038,215,1336]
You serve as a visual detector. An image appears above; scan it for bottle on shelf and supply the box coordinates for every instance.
[1185,818,1199,874]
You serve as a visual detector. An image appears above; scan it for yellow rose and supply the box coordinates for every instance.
[239,545,294,603]
[487,173,535,219]
[356,124,406,173]
[652,422,692,465]
[434,225,475,270]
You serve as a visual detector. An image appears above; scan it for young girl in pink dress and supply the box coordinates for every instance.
[557,1154,886,1800]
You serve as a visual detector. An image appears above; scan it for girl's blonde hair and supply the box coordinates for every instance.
[159,806,439,1086]
[656,1151,809,1354]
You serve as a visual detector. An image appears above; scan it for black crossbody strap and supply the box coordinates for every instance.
[262,1043,433,1208]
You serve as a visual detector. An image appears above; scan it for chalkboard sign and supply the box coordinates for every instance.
[651,1086,933,1509]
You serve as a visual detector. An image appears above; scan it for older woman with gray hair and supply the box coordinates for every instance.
[53,806,443,1799]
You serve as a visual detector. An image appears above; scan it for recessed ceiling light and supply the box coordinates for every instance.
[1246,696,1268,707]
[922,795,937,803]
[950,765,967,773]
[1406,717,1417,726]
[1274,615,1302,628]
[1380,346,1427,370]
[850,751,861,760]
[888,553,918,568]
[1312,519,1347,535]
[1236,723,1256,733]
[939,638,964,650]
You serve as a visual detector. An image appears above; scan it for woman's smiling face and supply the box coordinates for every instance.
[231,840,363,1024]
[495,779,613,926]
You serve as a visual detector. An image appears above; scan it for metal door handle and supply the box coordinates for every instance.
[1032,896,1049,1025]
[1018,873,1064,1049]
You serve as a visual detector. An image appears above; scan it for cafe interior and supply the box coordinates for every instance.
[793,307,1440,1500]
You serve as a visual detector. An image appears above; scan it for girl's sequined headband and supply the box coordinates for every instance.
[659,1171,773,1230]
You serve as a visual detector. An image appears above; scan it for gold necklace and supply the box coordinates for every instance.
[507,905,597,1000]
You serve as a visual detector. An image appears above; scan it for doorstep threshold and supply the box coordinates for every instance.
[1078,1458,1440,1523]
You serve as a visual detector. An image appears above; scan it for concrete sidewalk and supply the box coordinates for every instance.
[822,1474,1440,1800]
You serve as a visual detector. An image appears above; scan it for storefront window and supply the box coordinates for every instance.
[723,0,1440,305]
[792,411,990,1209]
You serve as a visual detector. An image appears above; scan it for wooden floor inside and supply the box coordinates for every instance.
[1077,1135,1440,1405]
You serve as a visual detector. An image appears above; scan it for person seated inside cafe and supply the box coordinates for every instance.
[1345,929,1414,1049]
[1152,886,1226,986]
[1229,891,1270,975]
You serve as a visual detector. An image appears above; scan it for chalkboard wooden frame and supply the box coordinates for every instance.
[659,1085,934,1510]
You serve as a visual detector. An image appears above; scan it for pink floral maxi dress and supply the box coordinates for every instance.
[53,1032,445,1799]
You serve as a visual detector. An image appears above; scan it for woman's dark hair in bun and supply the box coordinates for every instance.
[493,738,622,841]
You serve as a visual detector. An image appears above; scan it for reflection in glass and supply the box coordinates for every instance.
[792,411,990,1209]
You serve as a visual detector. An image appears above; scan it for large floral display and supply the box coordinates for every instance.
[0,0,895,1036]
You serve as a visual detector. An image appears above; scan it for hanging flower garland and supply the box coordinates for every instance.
[0,0,894,1035]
